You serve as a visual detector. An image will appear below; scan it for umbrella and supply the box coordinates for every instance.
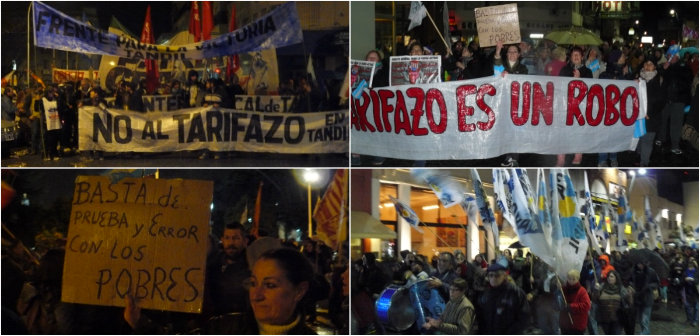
[627,248,669,279]
[545,26,603,46]
[509,241,525,249]
[680,47,699,59]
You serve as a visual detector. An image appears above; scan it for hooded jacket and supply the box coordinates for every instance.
[599,255,616,280]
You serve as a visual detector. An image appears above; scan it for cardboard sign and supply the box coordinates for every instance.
[62,176,213,313]
[389,56,441,86]
[475,3,521,47]
[350,60,376,89]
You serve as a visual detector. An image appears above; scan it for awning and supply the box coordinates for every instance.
[351,211,396,240]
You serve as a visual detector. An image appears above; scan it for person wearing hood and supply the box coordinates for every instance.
[559,270,591,334]
[185,69,205,108]
[636,59,665,166]
[631,262,659,335]
[592,270,633,335]
[598,254,616,280]
[493,41,528,167]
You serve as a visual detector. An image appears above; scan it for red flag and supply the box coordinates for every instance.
[201,1,214,41]
[140,5,158,94]
[189,1,201,43]
[226,4,240,79]
[252,181,263,238]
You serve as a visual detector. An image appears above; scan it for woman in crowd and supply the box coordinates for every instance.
[636,59,665,167]
[585,46,605,79]
[592,270,633,335]
[124,248,317,334]
[557,47,592,167]
[559,270,591,335]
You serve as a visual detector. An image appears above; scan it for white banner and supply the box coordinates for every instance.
[351,74,646,160]
[233,95,297,113]
[78,106,348,154]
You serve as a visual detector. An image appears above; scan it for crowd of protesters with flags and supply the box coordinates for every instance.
[3,1,348,162]
[355,1,698,167]
[351,169,698,334]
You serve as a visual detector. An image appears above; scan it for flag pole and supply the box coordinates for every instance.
[27,2,32,89]
[2,224,40,265]
[555,273,575,325]
[423,7,452,55]
[419,220,452,248]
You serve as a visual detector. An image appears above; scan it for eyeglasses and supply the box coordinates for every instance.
[507,51,519,54]
[487,273,503,278]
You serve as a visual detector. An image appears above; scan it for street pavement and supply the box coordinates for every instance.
[2,147,348,168]
[647,301,698,335]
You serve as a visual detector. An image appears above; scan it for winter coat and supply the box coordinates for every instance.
[493,56,529,75]
[559,282,591,332]
[559,63,594,78]
[476,281,530,334]
[659,61,693,104]
[593,283,631,323]
[642,72,665,133]
[632,265,659,308]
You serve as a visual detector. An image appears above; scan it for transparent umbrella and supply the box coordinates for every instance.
[545,26,604,46]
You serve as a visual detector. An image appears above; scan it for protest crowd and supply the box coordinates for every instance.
[2,222,349,334]
[354,22,698,168]
[2,1,349,164]
[351,244,699,335]
[1,68,342,161]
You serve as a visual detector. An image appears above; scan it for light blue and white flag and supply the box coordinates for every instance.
[616,191,631,251]
[492,169,514,228]
[595,208,610,253]
[644,196,658,249]
[506,169,557,270]
[471,169,498,250]
[388,195,423,233]
[583,171,603,255]
[536,169,554,249]
[413,169,465,208]
[549,169,589,281]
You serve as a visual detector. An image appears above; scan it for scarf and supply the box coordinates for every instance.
[602,282,621,296]
[639,70,657,82]
[257,314,302,335]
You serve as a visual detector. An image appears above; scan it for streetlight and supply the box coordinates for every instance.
[303,169,320,236]
[669,9,676,16]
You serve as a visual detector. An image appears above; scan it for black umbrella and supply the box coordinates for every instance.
[627,248,669,279]
[509,241,525,249]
